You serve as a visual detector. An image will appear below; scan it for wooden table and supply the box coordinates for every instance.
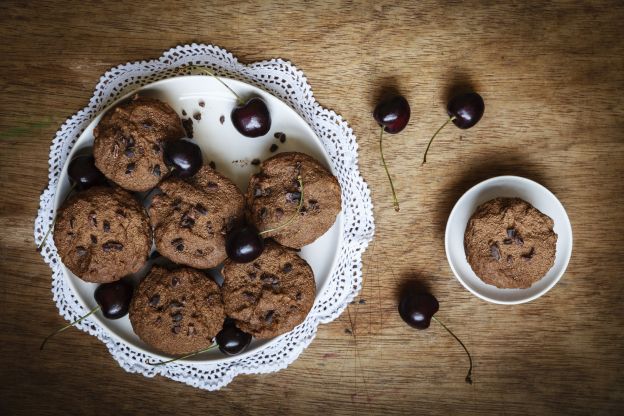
[1,1,623,414]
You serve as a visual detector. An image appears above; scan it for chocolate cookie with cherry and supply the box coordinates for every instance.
[221,241,316,339]
[246,152,341,248]
[93,95,186,192]
[149,166,245,269]
[129,266,225,355]
[52,186,151,283]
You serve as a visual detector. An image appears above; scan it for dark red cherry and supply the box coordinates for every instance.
[225,225,264,263]
[94,280,134,319]
[447,92,485,129]
[216,319,252,355]
[163,139,203,177]
[68,155,107,190]
[231,97,271,138]
[373,95,411,134]
[398,291,439,330]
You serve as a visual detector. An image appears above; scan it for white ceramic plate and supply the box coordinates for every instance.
[445,176,572,304]
[54,75,343,363]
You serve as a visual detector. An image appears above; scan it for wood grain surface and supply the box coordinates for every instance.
[1,1,623,415]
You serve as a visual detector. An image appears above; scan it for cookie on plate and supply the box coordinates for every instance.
[222,241,316,339]
[246,152,341,248]
[53,186,151,283]
[464,197,558,289]
[149,166,245,269]
[129,266,225,355]
[93,95,186,192]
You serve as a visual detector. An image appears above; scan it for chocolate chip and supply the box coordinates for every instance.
[124,137,135,148]
[172,325,181,334]
[171,312,183,322]
[515,236,524,246]
[76,246,87,256]
[503,238,513,245]
[259,207,268,220]
[253,187,263,197]
[243,291,255,301]
[103,220,110,232]
[194,203,207,215]
[182,118,193,138]
[152,164,161,177]
[198,100,205,107]
[275,208,284,220]
[269,144,278,153]
[171,277,180,287]
[219,115,225,124]
[207,181,218,190]
[209,161,216,169]
[152,143,161,154]
[90,234,97,244]
[102,242,123,252]
[124,147,135,158]
[180,214,195,229]
[490,243,501,261]
[286,192,301,203]
[115,209,126,218]
[193,111,201,121]
[149,294,160,308]
[521,248,535,261]
[172,198,182,211]
[265,310,275,324]
[170,238,184,252]
[295,292,302,301]
[507,228,516,238]
[142,121,153,130]
[274,132,286,143]
[273,132,286,143]
[283,263,293,273]
[309,199,319,210]
[88,211,97,227]
[125,163,135,174]
[251,158,261,166]
[359,299,366,304]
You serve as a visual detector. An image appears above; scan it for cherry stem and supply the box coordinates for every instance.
[186,66,245,106]
[379,126,400,212]
[432,316,473,384]
[422,116,456,165]
[37,183,77,252]
[40,305,100,350]
[259,175,304,236]
[147,343,219,366]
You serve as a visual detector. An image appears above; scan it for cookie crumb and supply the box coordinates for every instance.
[193,111,201,121]
[198,100,205,107]
[182,118,193,138]
[269,144,279,153]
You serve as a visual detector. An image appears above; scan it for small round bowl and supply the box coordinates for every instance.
[445,176,573,304]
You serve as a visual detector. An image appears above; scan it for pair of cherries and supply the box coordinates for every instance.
[374,91,485,211]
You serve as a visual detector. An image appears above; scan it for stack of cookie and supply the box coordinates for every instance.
[52,96,342,357]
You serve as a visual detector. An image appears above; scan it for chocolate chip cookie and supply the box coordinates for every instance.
[129,266,225,355]
[246,152,341,248]
[149,166,245,269]
[53,186,151,283]
[93,95,186,192]
[464,197,558,289]
[222,241,316,339]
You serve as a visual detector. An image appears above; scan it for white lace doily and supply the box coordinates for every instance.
[34,43,374,390]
